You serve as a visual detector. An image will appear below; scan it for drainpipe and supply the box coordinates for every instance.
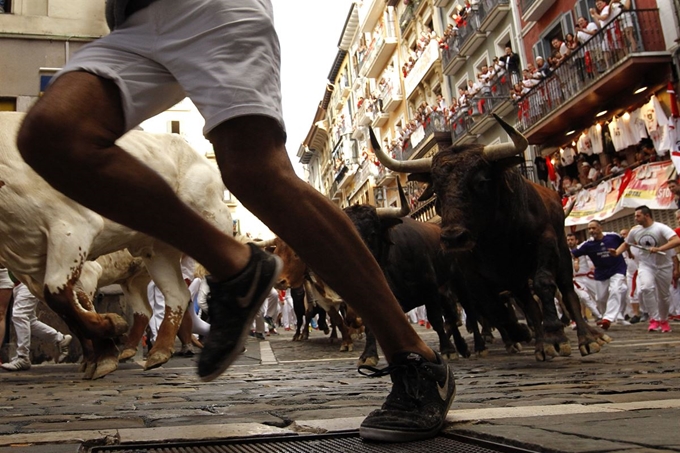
[509,0,528,69]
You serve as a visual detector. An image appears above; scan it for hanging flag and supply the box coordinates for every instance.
[668,81,679,118]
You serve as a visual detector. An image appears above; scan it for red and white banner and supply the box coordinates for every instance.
[565,161,676,226]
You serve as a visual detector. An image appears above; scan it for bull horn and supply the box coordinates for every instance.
[376,179,410,218]
[483,114,529,161]
[252,237,276,248]
[369,128,432,174]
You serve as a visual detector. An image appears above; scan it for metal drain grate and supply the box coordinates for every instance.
[89,431,537,453]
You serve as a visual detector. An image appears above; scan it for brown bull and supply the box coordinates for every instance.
[370,115,610,361]
[269,237,362,352]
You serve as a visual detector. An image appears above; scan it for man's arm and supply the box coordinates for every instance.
[650,234,680,254]
[610,241,629,257]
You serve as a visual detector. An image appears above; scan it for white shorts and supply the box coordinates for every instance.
[0,268,14,289]
[54,0,285,136]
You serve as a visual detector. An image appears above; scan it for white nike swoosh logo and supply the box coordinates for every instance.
[236,265,262,308]
[437,369,450,401]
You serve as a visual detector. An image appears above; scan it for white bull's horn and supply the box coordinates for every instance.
[376,179,410,218]
[369,128,432,174]
[483,114,529,161]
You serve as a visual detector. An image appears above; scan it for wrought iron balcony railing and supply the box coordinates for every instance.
[516,9,665,133]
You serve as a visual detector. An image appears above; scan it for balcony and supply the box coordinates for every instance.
[410,197,439,223]
[357,0,383,33]
[516,9,671,148]
[401,112,451,160]
[361,23,398,79]
[372,111,390,127]
[399,0,421,34]
[379,80,404,112]
[520,0,557,22]
[458,12,487,56]
[478,0,510,32]
[404,40,441,98]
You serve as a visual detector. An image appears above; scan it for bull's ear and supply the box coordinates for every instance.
[494,156,524,171]
[418,184,435,201]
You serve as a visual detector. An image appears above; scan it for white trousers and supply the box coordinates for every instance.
[594,273,627,322]
[670,282,680,316]
[11,284,64,359]
[146,282,165,342]
[574,276,602,319]
[637,264,672,321]
[279,290,294,329]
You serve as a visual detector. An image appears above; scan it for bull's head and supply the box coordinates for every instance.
[260,237,306,289]
[344,180,408,260]
[370,114,527,252]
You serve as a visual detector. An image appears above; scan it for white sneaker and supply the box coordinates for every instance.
[1,357,31,371]
[57,334,72,363]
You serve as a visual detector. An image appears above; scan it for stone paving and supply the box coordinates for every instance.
[1,321,679,452]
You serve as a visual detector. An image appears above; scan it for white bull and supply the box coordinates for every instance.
[0,112,231,379]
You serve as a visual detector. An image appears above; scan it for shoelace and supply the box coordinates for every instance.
[358,362,427,404]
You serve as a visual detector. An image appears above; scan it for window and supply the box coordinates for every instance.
[170,120,180,134]
[0,0,11,13]
[532,12,575,62]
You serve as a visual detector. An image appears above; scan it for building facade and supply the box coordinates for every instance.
[296,0,680,233]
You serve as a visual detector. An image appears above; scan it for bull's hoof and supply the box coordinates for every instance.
[543,344,558,358]
[600,334,613,343]
[92,357,118,380]
[78,361,88,373]
[557,342,572,357]
[475,349,489,358]
[323,328,330,335]
[82,361,97,380]
[145,350,172,370]
[505,343,522,354]
[292,334,300,341]
[177,344,195,357]
[534,350,548,362]
[579,341,602,356]
[118,348,137,361]
[191,337,204,349]
[104,313,129,337]
[357,356,379,367]
[442,351,458,360]
[482,334,495,344]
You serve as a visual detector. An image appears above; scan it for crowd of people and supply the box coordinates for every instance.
[568,205,680,335]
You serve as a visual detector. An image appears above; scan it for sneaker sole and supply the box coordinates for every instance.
[199,255,283,382]
[360,371,457,442]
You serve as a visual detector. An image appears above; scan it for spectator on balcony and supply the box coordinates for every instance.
[511,82,527,101]
[535,57,551,78]
[576,16,600,44]
[458,87,469,108]
[591,0,622,67]
[576,16,600,45]
[606,156,628,175]
[503,46,522,84]
[551,37,571,65]
[521,69,540,90]
[436,94,447,111]
[494,56,507,79]
[611,0,637,51]
[566,33,579,53]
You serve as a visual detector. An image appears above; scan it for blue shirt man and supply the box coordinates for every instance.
[570,220,627,330]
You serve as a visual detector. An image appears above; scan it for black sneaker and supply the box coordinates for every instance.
[359,351,456,442]
[629,315,641,324]
[198,242,282,381]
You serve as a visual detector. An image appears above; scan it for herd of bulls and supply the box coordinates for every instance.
[0,111,611,380]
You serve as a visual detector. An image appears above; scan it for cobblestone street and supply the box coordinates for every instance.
[1,321,679,452]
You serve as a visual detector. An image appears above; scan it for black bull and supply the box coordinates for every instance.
[344,201,469,365]
[370,114,611,360]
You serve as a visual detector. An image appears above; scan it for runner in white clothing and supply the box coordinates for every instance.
[611,206,680,333]
[566,234,602,321]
